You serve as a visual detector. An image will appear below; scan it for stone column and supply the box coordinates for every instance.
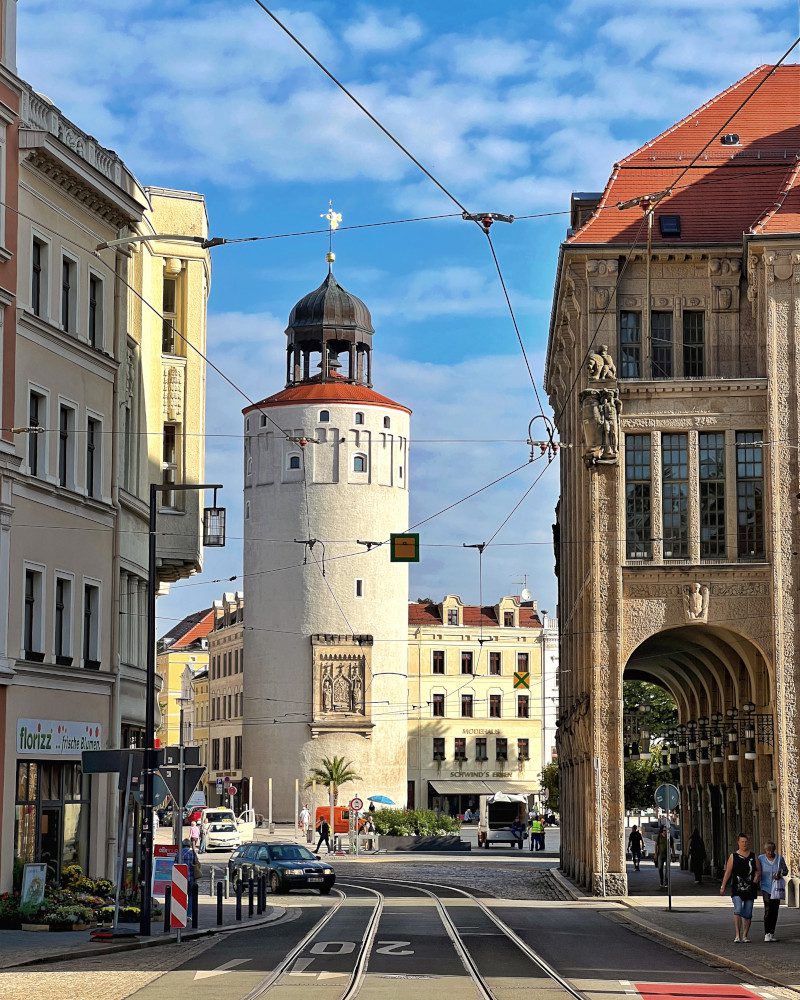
[651,431,663,564]
[724,429,738,563]
[688,430,701,564]
[119,571,128,664]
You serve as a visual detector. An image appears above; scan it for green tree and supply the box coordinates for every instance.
[540,761,559,812]
[623,680,677,733]
[624,745,670,813]
[304,755,362,805]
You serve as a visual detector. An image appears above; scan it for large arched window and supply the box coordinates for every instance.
[319,409,330,422]
[288,454,301,470]
[353,454,367,473]
[355,412,365,425]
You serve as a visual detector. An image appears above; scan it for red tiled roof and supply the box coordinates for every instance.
[408,602,542,629]
[243,381,410,415]
[159,608,214,649]
[571,65,800,246]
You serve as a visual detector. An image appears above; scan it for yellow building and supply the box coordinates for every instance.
[156,609,213,748]
[208,592,245,807]
[407,595,549,815]
[188,665,210,784]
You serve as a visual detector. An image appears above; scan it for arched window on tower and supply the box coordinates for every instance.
[288,454,301,471]
[353,453,367,473]
[319,410,330,422]
[383,416,391,429]
[355,412,365,425]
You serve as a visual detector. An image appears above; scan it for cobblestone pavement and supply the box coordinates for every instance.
[333,860,572,899]
[0,934,218,1000]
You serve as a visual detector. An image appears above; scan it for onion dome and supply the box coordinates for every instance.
[286,272,374,339]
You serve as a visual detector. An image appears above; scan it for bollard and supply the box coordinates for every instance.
[235,879,242,921]
[256,874,262,915]
[225,869,230,899]
[192,882,199,929]
[164,885,171,934]
[216,881,223,926]
[261,874,267,911]
[248,877,255,917]
[209,866,215,896]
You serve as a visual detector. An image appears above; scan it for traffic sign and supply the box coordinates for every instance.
[163,745,200,767]
[655,783,680,811]
[227,785,237,797]
[390,533,420,562]
[170,864,188,929]
[158,764,205,807]
[349,797,364,812]
[513,671,530,690]
[215,777,224,795]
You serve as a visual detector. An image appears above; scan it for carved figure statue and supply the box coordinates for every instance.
[586,344,617,381]
[718,287,732,310]
[351,669,364,714]
[684,583,709,623]
[333,667,351,712]
[579,387,621,466]
[321,668,333,712]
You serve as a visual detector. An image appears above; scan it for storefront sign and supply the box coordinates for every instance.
[17,719,102,758]
[449,771,512,778]
[20,863,47,912]
[462,728,500,735]
[152,844,179,897]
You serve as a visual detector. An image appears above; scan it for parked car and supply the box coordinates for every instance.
[200,807,256,850]
[228,841,335,895]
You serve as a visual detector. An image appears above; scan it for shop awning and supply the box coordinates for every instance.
[429,779,536,796]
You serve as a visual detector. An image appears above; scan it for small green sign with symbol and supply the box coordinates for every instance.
[390,533,420,562]
[513,671,530,690]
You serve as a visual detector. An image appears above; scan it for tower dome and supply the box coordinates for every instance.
[285,271,375,387]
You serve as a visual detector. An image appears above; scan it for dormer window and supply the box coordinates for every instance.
[353,454,367,473]
[355,412,365,425]
[447,609,458,626]
[288,454,301,471]
[319,410,330,422]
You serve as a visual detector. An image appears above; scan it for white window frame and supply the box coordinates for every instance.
[27,383,50,479]
[60,249,79,335]
[516,693,531,719]
[81,577,102,666]
[260,413,267,427]
[353,453,368,473]
[53,571,74,662]
[287,453,301,471]
[22,561,45,658]
[57,397,78,491]
[319,409,330,423]
[30,230,50,320]
[354,411,365,425]
[430,688,447,719]
[488,688,504,720]
[86,411,103,499]
[431,648,446,675]
[87,269,104,350]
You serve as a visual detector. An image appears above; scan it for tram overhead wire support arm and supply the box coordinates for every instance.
[461,211,515,233]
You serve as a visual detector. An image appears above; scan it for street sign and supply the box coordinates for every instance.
[82,748,145,775]
[170,864,188,930]
[227,785,237,797]
[134,773,169,808]
[215,777,224,795]
[152,844,178,896]
[655,783,680,811]
[187,789,206,809]
[163,745,200,767]
[513,671,531,690]
[158,764,205,807]
[389,533,420,562]
[349,797,364,812]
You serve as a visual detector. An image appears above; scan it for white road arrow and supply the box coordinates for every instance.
[193,958,251,981]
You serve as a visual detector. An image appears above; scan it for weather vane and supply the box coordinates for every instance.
[321,200,342,269]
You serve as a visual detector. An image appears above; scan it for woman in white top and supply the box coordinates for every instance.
[758,841,788,942]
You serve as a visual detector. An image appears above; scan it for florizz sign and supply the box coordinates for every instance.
[17,719,102,757]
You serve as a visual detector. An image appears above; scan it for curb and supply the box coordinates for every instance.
[548,867,591,901]
[0,905,287,971]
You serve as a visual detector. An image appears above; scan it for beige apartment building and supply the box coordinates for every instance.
[185,664,210,785]
[208,592,245,807]
[547,65,800,896]
[407,595,551,814]
[156,609,213,748]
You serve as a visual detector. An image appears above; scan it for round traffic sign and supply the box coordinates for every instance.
[227,785,237,796]
[349,797,363,812]
[655,783,679,811]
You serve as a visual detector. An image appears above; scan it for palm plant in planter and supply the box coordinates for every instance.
[304,755,362,805]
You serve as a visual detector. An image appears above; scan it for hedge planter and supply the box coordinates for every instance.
[21,922,49,931]
[379,835,470,852]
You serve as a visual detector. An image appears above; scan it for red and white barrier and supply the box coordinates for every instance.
[170,863,188,929]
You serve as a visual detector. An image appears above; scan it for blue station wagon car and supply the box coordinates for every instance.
[229,841,335,895]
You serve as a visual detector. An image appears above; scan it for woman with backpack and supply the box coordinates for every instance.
[758,840,789,942]
[720,833,761,943]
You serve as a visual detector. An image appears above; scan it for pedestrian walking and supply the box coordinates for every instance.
[199,818,207,853]
[180,837,200,920]
[299,803,310,836]
[720,833,761,943]
[654,826,674,888]
[316,817,332,854]
[758,840,788,942]
[627,825,644,871]
[688,829,707,885]
[189,819,201,851]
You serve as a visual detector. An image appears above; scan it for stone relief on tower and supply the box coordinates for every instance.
[579,387,621,466]
[311,634,374,737]
[683,583,709,623]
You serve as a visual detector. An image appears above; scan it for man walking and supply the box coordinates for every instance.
[628,825,645,872]
[316,817,332,854]
[299,803,311,838]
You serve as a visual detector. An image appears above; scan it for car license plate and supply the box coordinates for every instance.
[308,876,323,883]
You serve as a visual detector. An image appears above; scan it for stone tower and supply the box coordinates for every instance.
[242,265,410,819]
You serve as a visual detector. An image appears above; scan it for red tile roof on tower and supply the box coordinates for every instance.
[159,608,214,649]
[243,381,410,415]
[570,65,800,245]
[408,602,542,629]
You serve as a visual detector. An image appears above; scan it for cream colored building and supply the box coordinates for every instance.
[185,665,210,788]
[208,592,245,807]
[547,65,800,896]
[156,609,212,748]
[407,595,551,813]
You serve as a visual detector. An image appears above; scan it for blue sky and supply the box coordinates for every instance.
[18,0,797,630]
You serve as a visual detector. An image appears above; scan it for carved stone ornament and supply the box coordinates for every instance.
[311,634,373,738]
[586,344,617,382]
[683,583,709,623]
[579,387,621,466]
[164,365,184,422]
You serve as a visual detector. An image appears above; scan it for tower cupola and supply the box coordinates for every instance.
[285,271,374,387]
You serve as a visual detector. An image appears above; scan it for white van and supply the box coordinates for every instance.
[200,807,256,851]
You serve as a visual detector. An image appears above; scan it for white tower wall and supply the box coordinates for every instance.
[242,399,410,819]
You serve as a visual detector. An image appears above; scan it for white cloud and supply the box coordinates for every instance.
[343,9,424,53]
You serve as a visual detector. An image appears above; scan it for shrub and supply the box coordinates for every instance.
[92,878,114,897]
[371,808,461,837]
[0,891,21,929]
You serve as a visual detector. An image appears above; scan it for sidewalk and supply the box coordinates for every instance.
[577,859,800,990]
[0,893,286,971]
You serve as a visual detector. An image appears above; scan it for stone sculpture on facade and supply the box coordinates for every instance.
[586,344,617,381]
[351,667,364,714]
[579,387,622,466]
[683,583,710,623]
[321,668,333,712]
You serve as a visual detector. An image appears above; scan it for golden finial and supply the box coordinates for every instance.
[321,200,342,272]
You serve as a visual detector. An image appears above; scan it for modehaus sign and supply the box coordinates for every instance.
[18,719,102,757]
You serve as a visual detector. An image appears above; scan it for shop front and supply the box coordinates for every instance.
[11,718,102,886]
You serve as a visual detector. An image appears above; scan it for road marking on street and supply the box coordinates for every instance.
[289,958,315,975]
[193,958,251,980]
[375,940,414,955]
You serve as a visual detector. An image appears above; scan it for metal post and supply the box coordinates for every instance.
[177,708,185,846]
[248,877,254,917]
[329,790,335,855]
[268,777,273,833]
[140,484,159,937]
[163,885,171,933]
[191,882,199,928]
[256,876,263,915]
[209,866,215,896]
[225,869,230,898]
[114,754,133,929]
[235,879,242,921]
[249,774,253,816]
[294,778,300,841]
[216,881,223,925]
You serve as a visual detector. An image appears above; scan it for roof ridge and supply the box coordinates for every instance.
[750,159,800,233]
[618,64,770,167]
